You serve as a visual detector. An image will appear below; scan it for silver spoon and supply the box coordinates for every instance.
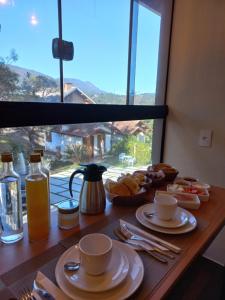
[64,261,80,272]
[143,211,155,218]
[33,280,55,300]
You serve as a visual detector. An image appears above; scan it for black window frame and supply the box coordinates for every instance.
[0,0,174,162]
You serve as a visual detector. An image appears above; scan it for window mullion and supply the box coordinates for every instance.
[126,0,139,105]
[58,0,64,103]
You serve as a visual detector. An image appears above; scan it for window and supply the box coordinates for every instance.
[62,0,130,104]
[0,0,60,102]
[0,0,173,204]
[134,3,161,105]
[0,120,153,203]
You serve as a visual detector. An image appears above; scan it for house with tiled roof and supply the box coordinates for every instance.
[63,83,95,104]
[112,120,150,143]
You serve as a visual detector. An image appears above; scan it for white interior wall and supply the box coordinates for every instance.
[164,0,225,188]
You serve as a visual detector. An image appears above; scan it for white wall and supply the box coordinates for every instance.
[164,0,225,188]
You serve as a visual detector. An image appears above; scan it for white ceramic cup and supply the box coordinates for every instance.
[79,233,112,276]
[154,194,177,221]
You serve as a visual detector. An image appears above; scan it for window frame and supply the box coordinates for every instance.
[0,0,174,162]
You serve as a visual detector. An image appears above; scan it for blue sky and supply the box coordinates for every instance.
[0,0,160,95]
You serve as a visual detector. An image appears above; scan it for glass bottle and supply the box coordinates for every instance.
[25,153,50,241]
[33,149,50,182]
[0,153,23,244]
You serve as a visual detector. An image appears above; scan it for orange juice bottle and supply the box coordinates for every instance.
[26,153,50,241]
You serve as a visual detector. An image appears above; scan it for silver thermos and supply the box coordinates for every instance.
[69,164,107,215]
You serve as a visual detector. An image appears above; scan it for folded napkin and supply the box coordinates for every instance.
[33,271,71,300]
[120,219,181,253]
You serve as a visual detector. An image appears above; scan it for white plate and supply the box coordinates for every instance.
[136,204,197,234]
[55,240,144,300]
[64,244,129,293]
[143,206,189,229]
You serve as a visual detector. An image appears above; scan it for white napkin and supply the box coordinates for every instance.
[33,271,71,300]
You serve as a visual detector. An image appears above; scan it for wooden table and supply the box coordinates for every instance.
[1,186,225,299]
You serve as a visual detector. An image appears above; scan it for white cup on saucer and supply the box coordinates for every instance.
[79,233,112,276]
[154,194,177,221]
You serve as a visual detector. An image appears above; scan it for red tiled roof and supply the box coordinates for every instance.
[112,120,148,134]
[52,123,111,137]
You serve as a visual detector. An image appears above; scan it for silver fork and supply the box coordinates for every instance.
[19,287,36,300]
[120,223,174,259]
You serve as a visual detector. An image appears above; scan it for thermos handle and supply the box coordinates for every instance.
[69,169,84,197]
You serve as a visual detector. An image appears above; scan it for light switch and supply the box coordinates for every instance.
[198,130,212,147]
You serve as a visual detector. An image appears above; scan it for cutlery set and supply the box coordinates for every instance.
[120,223,175,259]
[113,222,178,263]
[113,228,168,263]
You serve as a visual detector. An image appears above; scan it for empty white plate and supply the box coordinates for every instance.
[143,206,189,229]
[64,244,129,293]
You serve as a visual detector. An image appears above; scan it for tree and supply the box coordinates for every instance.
[111,134,152,166]
[0,49,19,101]
[65,144,90,163]
[22,73,58,99]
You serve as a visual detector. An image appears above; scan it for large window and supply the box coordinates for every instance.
[0,0,173,196]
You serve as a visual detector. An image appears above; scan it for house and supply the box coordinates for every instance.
[46,123,112,160]
[63,83,95,104]
[46,85,112,159]
[112,120,150,143]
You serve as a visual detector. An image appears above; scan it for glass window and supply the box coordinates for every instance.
[0,0,60,102]
[0,120,153,204]
[134,2,161,105]
[62,0,130,104]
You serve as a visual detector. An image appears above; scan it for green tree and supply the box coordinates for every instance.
[22,73,58,99]
[65,144,90,163]
[0,49,19,100]
[111,135,152,166]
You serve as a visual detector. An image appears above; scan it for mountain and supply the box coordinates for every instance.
[8,65,104,95]
[7,64,155,104]
[92,92,155,105]
[8,65,53,83]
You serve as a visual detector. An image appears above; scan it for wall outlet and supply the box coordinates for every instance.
[198,130,213,147]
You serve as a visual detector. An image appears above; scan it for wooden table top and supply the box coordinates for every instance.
[1,185,225,300]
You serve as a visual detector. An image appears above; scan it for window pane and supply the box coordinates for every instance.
[62,0,130,104]
[134,3,161,105]
[0,0,60,102]
[0,120,153,205]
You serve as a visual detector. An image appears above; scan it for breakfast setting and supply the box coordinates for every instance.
[8,162,214,300]
[1,155,223,300]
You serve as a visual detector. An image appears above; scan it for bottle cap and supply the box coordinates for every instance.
[57,200,79,214]
[1,152,13,162]
[29,153,41,163]
[34,149,44,157]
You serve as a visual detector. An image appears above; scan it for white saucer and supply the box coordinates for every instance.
[136,204,197,234]
[64,244,129,293]
[143,206,189,229]
[55,240,144,300]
